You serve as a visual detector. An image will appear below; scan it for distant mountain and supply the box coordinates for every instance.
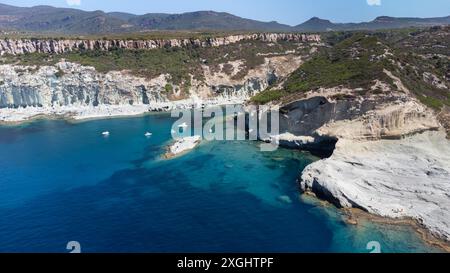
[0,4,290,34]
[0,3,448,34]
[295,17,336,32]
[0,4,132,34]
[295,15,450,32]
[127,11,292,31]
[107,12,139,21]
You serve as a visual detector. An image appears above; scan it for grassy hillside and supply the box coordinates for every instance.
[253,27,450,111]
[284,34,393,92]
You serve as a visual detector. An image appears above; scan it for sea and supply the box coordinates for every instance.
[0,114,441,253]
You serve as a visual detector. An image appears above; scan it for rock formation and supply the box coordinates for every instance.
[274,76,450,242]
[0,33,321,55]
[300,131,450,242]
[0,53,304,122]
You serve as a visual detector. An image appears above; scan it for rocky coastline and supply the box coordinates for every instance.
[0,50,304,123]
[271,80,450,245]
[0,33,449,248]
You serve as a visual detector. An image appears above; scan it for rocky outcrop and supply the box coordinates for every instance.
[0,62,165,108]
[438,108,450,138]
[423,72,448,90]
[0,52,304,122]
[0,33,321,55]
[300,131,450,242]
[278,89,439,141]
[164,136,201,159]
[275,80,449,242]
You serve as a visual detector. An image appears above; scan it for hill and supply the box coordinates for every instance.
[0,3,448,34]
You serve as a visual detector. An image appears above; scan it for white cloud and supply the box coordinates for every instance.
[66,0,81,6]
[367,0,381,6]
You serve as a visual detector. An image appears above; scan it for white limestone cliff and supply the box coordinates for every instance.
[277,77,450,242]
[0,53,303,122]
[300,131,450,241]
[0,33,321,56]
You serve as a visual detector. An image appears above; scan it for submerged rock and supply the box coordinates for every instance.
[278,195,293,204]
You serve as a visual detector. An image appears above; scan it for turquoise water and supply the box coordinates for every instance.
[0,114,441,253]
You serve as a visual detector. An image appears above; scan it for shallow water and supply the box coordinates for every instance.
[0,114,441,252]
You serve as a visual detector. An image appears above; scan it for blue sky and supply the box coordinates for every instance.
[2,0,450,25]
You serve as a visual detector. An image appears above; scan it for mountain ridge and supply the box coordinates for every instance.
[0,3,448,34]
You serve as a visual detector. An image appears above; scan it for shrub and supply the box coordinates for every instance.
[251,89,286,105]
[164,83,173,93]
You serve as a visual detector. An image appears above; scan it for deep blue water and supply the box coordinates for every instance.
[0,114,441,253]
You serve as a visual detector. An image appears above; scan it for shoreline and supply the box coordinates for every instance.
[0,105,152,125]
[299,130,450,250]
[2,103,449,251]
[0,97,248,126]
[345,207,450,253]
[302,191,450,252]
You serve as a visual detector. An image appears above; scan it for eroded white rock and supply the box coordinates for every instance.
[165,136,202,159]
[301,130,450,241]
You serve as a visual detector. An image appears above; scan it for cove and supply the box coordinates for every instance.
[0,114,442,253]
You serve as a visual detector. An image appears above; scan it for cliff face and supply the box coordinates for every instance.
[0,33,321,55]
[300,131,450,243]
[0,54,303,111]
[0,62,162,108]
[0,33,316,115]
[276,76,450,243]
[278,88,440,142]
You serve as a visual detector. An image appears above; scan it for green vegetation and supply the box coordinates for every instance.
[1,47,203,85]
[394,63,448,110]
[251,28,450,110]
[417,95,444,110]
[0,52,57,66]
[0,30,259,40]
[197,40,300,80]
[65,47,202,84]
[284,34,391,93]
[1,39,302,87]
[386,28,450,110]
[164,83,174,93]
[250,89,286,104]
[2,27,448,110]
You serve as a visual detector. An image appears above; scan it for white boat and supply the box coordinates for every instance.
[102,131,110,136]
[145,132,152,137]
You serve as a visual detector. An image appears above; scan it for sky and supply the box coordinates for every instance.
[1,0,449,26]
